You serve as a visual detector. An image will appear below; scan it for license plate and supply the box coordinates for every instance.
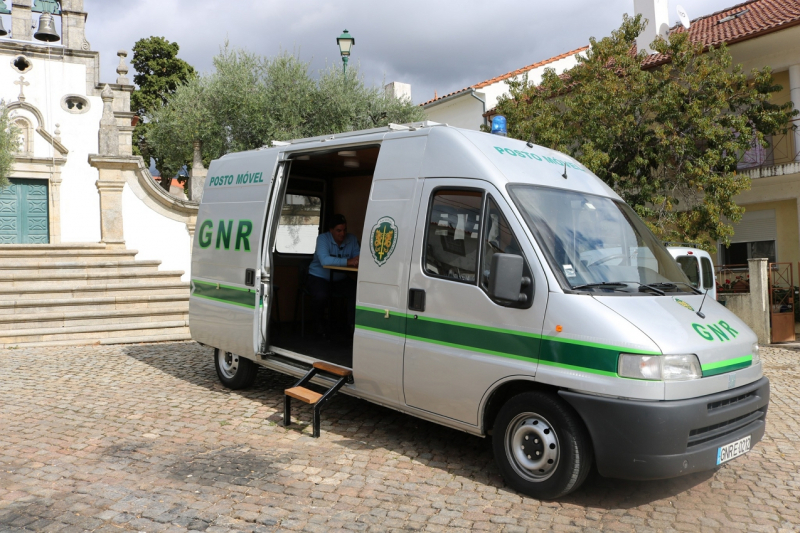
[716,435,751,465]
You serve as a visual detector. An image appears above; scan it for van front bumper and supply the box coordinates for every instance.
[559,377,770,480]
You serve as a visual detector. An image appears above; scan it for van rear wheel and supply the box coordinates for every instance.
[492,391,593,500]
[214,348,258,389]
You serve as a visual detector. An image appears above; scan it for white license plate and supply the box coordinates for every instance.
[716,435,751,465]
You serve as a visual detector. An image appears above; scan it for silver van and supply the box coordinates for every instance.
[189,122,769,499]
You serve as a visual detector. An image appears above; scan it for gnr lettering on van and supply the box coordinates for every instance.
[207,172,264,187]
[692,320,739,342]
[197,219,253,251]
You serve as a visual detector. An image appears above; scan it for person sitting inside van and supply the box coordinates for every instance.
[307,214,360,338]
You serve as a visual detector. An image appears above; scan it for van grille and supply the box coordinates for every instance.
[707,391,756,412]
[687,409,764,447]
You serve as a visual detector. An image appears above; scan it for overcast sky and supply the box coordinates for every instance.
[84,0,742,105]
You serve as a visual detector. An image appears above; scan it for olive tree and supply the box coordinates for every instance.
[147,46,425,168]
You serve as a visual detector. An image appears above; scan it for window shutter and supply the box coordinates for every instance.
[728,209,776,243]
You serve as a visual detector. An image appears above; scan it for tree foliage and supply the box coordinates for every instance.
[494,15,796,249]
[0,101,20,189]
[146,46,426,176]
[130,36,196,189]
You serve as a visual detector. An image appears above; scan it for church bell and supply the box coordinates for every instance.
[33,12,59,42]
[0,16,8,37]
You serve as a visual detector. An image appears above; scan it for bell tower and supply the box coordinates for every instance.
[8,0,88,49]
[59,0,89,51]
[11,1,33,41]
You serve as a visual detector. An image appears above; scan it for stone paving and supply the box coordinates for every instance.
[0,342,798,533]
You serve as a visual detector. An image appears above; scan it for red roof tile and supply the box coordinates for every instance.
[425,0,800,109]
[642,0,800,68]
[421,46,590,107]
[480,0,800,116]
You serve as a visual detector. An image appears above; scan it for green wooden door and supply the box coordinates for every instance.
[0,178,49,244]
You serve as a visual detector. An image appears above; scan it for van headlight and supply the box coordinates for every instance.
[752,343,761,366]
[618,354,702,381]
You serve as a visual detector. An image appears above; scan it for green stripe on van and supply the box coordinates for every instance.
[355,305,658,376]
[539,338,621,375]
[701,355,753,377]
[192,279,257,309]
[407,314,540,361]
[355,307,407,336]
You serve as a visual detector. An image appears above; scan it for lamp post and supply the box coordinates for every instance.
[336,29,354,76]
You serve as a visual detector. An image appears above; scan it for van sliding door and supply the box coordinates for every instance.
[189,151,284,359]
[257,161,290,353]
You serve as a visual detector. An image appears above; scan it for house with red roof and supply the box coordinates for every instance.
[424,0,800,275]
[421,47,589,131]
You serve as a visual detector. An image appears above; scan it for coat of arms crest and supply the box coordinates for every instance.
[370,217,398,267]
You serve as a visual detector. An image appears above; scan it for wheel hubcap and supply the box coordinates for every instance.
[218,351,239,379]
[505,412,560,482]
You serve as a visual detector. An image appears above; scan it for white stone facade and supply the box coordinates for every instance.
[0,0,196,280]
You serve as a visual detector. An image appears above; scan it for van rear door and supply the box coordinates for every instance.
[189,149,283,358]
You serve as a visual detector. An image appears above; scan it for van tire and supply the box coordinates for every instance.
[492,391,593,500]
[214,348,258,389]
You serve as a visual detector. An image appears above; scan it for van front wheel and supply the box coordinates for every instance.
[492,391,593,500]
[214,348,258,389]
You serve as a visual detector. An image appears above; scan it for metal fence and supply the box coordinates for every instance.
[715,264,750,293]
[769,262,795,343]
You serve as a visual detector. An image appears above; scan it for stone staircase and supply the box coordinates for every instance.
[0,243,191,348]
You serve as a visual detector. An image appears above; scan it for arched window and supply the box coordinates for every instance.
[14,118,33,155]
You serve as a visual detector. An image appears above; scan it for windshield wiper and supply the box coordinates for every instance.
[636,283,666,295]
[642,282,702,294]
[671,282,703,295]
[592,280,667,295]
[571,282,629,291]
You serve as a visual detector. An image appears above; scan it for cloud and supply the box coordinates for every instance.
[85,0,744,106]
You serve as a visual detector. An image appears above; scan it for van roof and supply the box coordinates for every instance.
[225,123,621,201]
[667,246,712,256]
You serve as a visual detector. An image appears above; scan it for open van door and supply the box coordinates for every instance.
[189,149,285,359]
[256,160,291,354]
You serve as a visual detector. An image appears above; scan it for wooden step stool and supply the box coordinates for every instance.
[284,361,353,438]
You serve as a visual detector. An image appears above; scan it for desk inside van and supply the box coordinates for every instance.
[323,265,358,273]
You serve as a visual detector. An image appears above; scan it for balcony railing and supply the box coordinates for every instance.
[737,132,796,170]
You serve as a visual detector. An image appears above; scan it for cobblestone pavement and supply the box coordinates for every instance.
[0,342,798,533]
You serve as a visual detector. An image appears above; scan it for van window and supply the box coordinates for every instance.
[275,194,322,254]
[509,185,691,292]
[701,256,714,290]
[676,256,699,287]
[424,189,483,283]
[481,196,524,293]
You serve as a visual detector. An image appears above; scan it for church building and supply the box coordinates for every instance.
[0,0,196,347]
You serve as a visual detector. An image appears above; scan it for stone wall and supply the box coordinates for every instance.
[717,258,771,344]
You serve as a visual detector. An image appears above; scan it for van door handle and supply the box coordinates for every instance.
[408,288,425,312]
[244,269,255,287]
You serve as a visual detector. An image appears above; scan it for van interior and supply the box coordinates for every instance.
[267,146,379,369]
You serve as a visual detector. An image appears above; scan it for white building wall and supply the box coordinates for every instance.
[423,51,584,131]
[1,54,103,242]
[424,96,486,130]
[121,185,191,280]
[479,53,583,112]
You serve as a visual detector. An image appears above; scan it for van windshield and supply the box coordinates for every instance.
[508,185,693,294]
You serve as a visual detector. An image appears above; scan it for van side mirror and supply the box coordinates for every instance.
[489,253,529,304]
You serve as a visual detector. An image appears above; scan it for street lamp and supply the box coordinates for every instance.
[336,29,354,76]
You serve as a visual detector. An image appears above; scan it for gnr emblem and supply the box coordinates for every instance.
[370,216,398,267]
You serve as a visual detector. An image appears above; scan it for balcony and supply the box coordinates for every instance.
[737,132,800,179]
